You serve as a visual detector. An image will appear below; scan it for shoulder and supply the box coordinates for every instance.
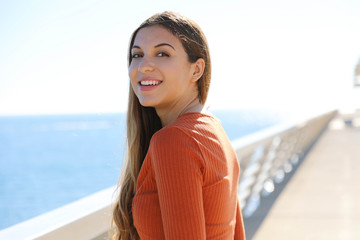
[151,113,217,143]
[148,125,205,178]
[151,125,194,149]
[152,112,227,147]
[148,112,229,156]
[149,124,205,165]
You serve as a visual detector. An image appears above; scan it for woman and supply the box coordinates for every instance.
[112,11,245,240]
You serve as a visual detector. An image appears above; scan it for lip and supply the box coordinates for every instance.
[138,78,163,91]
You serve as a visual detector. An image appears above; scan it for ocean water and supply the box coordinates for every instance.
[0,110,279,230]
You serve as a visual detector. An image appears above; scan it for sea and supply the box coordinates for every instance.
[0,109,280,230]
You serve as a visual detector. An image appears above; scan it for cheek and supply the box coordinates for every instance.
[128,66,137,83]
[128,64,136,79]
[128,66,138,94]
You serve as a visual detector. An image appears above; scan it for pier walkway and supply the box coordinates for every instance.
[252,112,360,240]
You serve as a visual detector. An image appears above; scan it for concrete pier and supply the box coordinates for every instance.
[252,111,360,240]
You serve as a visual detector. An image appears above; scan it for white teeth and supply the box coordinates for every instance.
[140,80,160,86]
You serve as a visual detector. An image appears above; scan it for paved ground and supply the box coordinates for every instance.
[252,112,360,240]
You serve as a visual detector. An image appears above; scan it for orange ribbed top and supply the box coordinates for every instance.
[132,112,245,240]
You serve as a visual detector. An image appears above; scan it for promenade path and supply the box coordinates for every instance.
[252,111,360,240]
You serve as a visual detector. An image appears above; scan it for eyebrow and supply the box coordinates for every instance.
[132,43,175,50]
[155,43,175,50]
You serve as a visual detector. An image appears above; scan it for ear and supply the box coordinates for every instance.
[191,58,205,82]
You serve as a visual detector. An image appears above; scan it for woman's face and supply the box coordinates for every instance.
[129,25,199,110]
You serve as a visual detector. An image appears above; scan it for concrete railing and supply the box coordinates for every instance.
[0,110,336,240]
[233,110,337,217]
[0,187,115,240]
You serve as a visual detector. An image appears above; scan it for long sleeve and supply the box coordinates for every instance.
[151,127,206,240]
[132,113,245,239]
[234,200,246,240]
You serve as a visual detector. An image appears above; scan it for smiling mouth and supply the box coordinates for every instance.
[139,80,162,86]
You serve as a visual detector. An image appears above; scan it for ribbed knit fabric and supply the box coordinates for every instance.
[132,112,245,240]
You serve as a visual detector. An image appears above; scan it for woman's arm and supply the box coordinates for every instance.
[151,127,206,240]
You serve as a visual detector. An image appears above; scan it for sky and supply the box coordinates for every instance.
[1,0,360,116]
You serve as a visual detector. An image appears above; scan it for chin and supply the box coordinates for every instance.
[137,95,164,109]
[139,103,154,108]
[138,99,157,108]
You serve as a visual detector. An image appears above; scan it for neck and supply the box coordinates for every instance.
[156,97,204,126]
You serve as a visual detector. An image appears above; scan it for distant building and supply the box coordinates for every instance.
[355,59,360,87]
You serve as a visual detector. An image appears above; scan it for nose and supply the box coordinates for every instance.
[138,56,154,73]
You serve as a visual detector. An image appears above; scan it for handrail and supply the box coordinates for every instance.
[234,110,337,217]
[0,110,337,240]
[0,187,115,240]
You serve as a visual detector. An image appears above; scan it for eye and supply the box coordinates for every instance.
[157,52,169,57]
[132,53,142,59]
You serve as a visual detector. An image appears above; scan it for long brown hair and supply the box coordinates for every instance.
[112,11,211,240]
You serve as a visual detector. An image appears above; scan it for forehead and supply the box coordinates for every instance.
[133,25,182,48]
